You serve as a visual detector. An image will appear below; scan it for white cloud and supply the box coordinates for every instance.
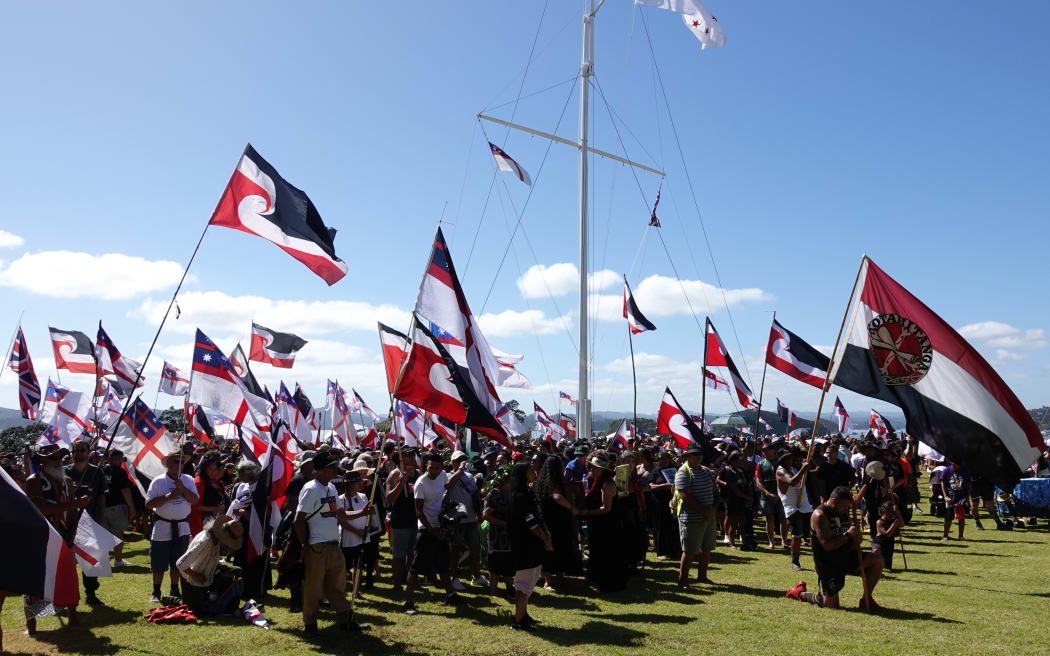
[131,291,411,336]
[516,263,621,299]
[592,274,769,321]
[958,320,1046,363]
[0,251,187,299]
[0,230,24,249]
[478,309,570,338]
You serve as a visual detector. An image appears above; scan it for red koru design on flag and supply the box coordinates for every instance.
[866,314,933,386]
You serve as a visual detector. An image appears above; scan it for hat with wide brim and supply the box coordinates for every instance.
[683,445,704,457]
[36,444,70,460]
[588,453,614,471]
[161,450,188,467]
[777,449,800,467]
[208,514,244,551]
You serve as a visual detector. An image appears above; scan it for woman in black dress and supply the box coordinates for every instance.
[577,452,627,593]
[509,463,551,630]
[646,450,680,558]
[535,456,581,591]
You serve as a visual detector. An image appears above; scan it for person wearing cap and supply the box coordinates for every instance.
[385,447,419,593]
[145,449,199,603]
[447,450,487,591]
[337,470,369,599]
[563,444,591,507]
[756,441,788,550]
[776,449,814,572]
[23,444,89,632]
[351,458,384,591]
[294,451,370,633]
[66,439,106,606]
[673,445,716,588]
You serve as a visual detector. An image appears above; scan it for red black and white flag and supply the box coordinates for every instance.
[776,398,797,429]
[292,384,318,446]
[393,316,509,446]
[656,386,707,452]
[868,409,892,437]
[833,396,851,434]
[533,402,565,440]
[378,322,409,394]
[489,142,531,185]
[185,399,216,444]
[828,257,1042,488]
[559,415,577,438]
[623,276,657,334]
[705,318,758,409]
[159,361,190,396]
[8,326,41,420]
[96,323,145,396]
[0,466,80,606]
[48,326,96,374]
[766,319,830,389]
[249,323,307,369]
[414,227,507,434]
[648,186,661,227]
[351,389,380,422]
[209,144,347,285]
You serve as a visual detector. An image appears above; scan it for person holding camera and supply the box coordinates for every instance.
[293,451,370,634]
[447,451,487,591]
[402,453,461,615]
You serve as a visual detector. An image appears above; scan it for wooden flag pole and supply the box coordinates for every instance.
[796,256,867,506]
[850,490,872,611]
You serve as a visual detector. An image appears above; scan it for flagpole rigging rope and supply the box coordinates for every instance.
[638,10,755,390]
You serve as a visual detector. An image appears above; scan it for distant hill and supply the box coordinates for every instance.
[0,407,33,431]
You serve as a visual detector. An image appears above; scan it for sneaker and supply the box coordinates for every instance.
[472,574,490,587]
[791,562,802,572]
[149,593,161,604]
[940,536,949,542]
[450,578,466,592]
[113,559,129,569]
[722,536,731,544]
[785,581,807,601]
[402,601,418,616]
[511,620,534,632]
[975,520,984,531]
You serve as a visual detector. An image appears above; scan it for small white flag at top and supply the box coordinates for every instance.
[636,0,726,50]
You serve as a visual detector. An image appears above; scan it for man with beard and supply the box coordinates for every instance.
[66,439,106,606]
[24,444,91,633]
[145,450,199,603]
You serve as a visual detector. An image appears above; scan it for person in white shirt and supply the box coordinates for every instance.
[776,449,814,572]
[145,449,199,603]
[293,451,370,634]
[338,470,368,600]
[402,453,461,615]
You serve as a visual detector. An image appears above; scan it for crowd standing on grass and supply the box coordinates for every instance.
[2,425,1049,647]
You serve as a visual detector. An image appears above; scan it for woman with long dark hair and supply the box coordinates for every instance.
[534,455,581,591]
[508,463,551,631]
[577,451,627,593]
[189,452,229,537]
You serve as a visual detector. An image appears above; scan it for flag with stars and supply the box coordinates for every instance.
[111,398,180,480]
[188,329,272,433]
[636,0,726,50]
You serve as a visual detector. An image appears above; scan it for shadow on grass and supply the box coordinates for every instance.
[16,624,139,656]
[581,610,695,625]
[273,626,431,656]
[530,619,648,647]
[717,582,790,600]
[846,606,962,624]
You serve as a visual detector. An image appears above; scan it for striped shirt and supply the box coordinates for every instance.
[675,464,714,521]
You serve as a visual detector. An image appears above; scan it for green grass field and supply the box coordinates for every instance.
[3,510,1047,656]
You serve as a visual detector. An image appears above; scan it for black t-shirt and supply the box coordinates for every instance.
[103,463,131,507]
[818,460,854,494]
[510,491,546,570]
[66,463,104,521]
[721,466,749,503]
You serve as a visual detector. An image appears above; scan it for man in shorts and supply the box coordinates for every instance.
[755,441,787,550]
[792,486,885,611]
[969,473,1004,531]
[144,449,198,602]
[675,445,717,587]
[102,449,136,569]
[776,449,813,571]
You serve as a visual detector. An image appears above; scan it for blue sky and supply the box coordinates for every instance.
[1,1,1047,426]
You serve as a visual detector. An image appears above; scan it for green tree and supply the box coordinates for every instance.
[505,399,526,422]
[157,406,187,434]
[0,423,45,453]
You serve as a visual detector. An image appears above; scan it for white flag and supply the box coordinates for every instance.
[74,512,123,578]
[636,0,726,50]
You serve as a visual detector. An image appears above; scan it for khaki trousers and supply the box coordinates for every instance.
[302,542,350,625]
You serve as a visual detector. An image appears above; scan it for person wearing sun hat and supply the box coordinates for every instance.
[177,513,246,612]
[776,448,814,572]
[577,451,628,592]
[144,449,199,603]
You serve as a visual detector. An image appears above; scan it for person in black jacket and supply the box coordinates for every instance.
[509,463,552,631]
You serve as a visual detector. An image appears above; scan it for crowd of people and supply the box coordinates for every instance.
[1,424,1047,645]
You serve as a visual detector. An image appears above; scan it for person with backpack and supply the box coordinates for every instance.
[674,445,716,588]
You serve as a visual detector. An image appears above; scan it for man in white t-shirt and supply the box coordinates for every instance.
[294,451,370,634]
[776,449,814,572]
[402,453,461,614]
[145,449,199,603]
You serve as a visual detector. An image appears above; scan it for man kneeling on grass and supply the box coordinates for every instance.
[786,486,885,611]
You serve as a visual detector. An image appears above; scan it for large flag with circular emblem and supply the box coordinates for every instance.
[828,256,1041,488]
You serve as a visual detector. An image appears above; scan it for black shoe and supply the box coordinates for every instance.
[339,619,369,631]
[303,623,319,635]
[85,594,103,606]
[512,619,535,631]
[289,605,302,614]
[524,613,540,625]
[445,592,464,605]
[975,520,984,531]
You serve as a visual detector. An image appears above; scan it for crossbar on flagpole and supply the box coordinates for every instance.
[477,113,665,176]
